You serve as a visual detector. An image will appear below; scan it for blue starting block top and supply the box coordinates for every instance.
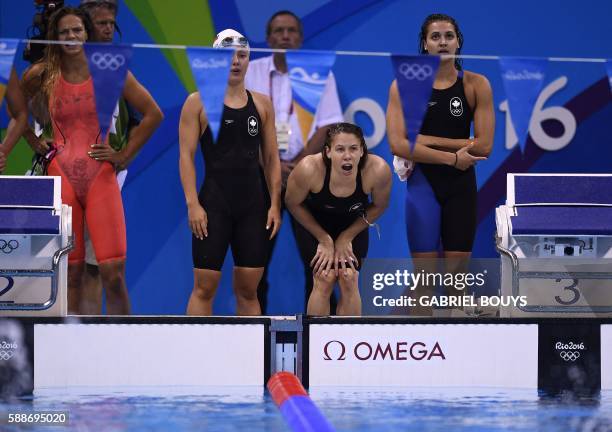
[511,206,612,236]
[0,176,61,235]
[0,177,58,207]
[0,208,60,234]
[509,174,612,206]
[507,174,612,236]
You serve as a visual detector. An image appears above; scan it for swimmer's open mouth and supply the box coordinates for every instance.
[342,164,353,171]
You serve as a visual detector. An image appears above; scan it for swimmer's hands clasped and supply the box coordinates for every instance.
[454,143,486,171]
[311,233,357,277]
[334,234,358,274]
[311,236,334,276]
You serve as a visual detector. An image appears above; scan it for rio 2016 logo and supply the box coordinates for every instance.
[555,341,585,362]
[0,341,18,361]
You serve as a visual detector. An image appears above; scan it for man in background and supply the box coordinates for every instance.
[245,10,344,314]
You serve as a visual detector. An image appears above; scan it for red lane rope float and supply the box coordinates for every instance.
[267,372,335,432]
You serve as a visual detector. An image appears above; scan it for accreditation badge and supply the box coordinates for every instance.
[276,121,291,153]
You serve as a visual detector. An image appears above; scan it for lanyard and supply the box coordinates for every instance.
[269,70,293,121]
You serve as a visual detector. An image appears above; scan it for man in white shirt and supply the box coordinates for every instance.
[245,10,344,314]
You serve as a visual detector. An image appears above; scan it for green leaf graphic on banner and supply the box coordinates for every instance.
[124,0,216,92]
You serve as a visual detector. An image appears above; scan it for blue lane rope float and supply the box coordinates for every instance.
[267,372,335,432]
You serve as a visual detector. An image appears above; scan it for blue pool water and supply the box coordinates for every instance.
[1,387,611,431]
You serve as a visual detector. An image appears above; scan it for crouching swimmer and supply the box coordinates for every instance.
[285,123,391,316]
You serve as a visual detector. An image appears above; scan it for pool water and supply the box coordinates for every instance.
[1,387,611,431]
[312,388,612,432]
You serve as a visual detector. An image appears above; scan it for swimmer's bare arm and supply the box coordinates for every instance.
[469,74,495,157]
[386,80,484,170]
[285,156,334,275]
[335,156,392,270]
[179,92,207,240]
[20,63,52,155]
[417,73,494,157]
[91,71,163,170]
[0,69,28,173]
[253,92,282,239]
[387,80,453,165]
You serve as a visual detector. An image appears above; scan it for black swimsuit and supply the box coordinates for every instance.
[294,162,370,269]
[405,72,478,252]
[192,90,268,270]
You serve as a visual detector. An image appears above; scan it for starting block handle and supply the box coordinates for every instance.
[0,235,74,311]
[494,234,612,313]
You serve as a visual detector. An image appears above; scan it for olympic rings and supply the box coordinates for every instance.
[90,52,126,71]
[398,63,433,81]
[559,350,580,362]
[0,350,14,361]
[0,239,19,254]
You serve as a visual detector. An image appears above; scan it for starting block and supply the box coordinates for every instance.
[0,176,72,316]
[496,174,612,317]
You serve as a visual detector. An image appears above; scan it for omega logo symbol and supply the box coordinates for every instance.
[323,340,346,360]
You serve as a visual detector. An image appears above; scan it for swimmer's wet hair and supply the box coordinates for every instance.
[419,13,464,71]
[321,122,369,170]
[40,7,94,101]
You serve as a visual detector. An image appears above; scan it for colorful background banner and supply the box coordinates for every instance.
[391,54,440,153]
[84,43,133,142]
[0,38,18,106]
[286,49,336,143]
[186,47,233,142]
[1,0,611,315]
[499,57,547,153]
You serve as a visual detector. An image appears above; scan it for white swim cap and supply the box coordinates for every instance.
[213,29,249,49]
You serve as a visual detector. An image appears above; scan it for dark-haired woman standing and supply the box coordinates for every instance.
[286,123,391,316]
[21,7,162,314]
[386,14,495,315]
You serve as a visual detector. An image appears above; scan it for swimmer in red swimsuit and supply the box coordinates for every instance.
[21,6,163,314]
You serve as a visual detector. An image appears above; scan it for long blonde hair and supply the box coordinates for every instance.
[41,7,92,102]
